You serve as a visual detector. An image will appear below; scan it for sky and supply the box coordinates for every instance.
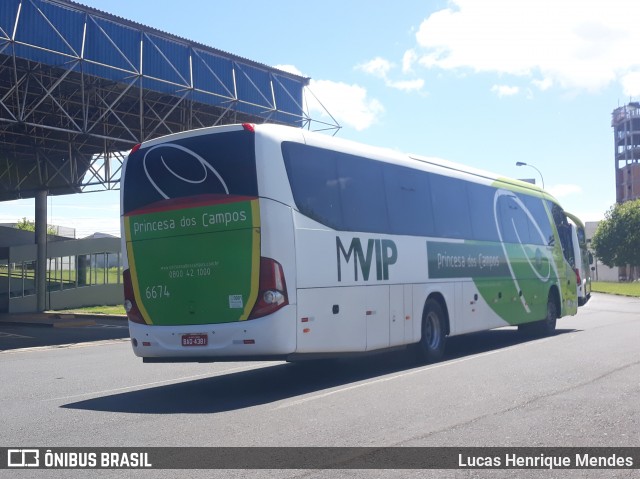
[2,0,639,237]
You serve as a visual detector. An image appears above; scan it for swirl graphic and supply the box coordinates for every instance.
[142,143,229,199]
[493,189,560,314]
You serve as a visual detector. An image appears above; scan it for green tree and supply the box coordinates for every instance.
[15,217,58,235]
[16,217,35,232]
[591,199,640,280]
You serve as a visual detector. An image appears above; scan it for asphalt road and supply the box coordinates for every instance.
[1,293,638,479]
[0,317,130,351]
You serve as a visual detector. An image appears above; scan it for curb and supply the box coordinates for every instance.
[0,313,127,328]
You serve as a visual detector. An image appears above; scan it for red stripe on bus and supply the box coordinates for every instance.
[125,194,257,216]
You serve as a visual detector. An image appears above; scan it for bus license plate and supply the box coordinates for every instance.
[181,334,208,347]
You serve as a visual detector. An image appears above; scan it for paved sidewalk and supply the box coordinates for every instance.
[0,312,127,328]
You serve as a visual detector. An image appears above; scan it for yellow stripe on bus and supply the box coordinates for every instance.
[239,199,261,321]
[124,216,153,325]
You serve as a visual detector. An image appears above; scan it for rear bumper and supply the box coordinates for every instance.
[128,305,296,359]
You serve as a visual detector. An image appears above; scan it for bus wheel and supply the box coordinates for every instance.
[538,295,558,336]
[520,295,557,337]
[417,299,446,363]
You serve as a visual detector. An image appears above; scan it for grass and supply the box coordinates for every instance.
[591,281,640,298]
[51,304,126,316]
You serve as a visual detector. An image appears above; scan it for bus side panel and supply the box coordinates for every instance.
[297,287,376,353]
[294,225,433,352]
[409,281,509,340]
[460,279,512,334]
[294,226,430,289]
[257,198,298,307]
[389,284,413,347]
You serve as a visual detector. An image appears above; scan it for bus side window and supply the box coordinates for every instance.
[518,194,555,246]
[467,183,500,241]
[496,193,532,244]
[282,143,344,230]
[429,174,472,239]
[384,165,434,236]
[337,154,389,234]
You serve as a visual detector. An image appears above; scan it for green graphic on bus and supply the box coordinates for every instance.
[125,198,260,326]
[427,240,556,324]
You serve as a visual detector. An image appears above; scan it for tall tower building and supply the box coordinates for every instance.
[612,103,640,203]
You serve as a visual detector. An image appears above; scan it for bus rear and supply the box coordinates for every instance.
[120,124,297,360]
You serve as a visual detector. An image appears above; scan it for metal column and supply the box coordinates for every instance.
[35,190,48,312]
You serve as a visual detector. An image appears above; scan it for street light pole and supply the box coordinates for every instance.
[516,161,545,189]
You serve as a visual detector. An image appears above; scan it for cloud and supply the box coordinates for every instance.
[275,64,304,77]
[491,84,519,97]
[402,49,418,74]
[307,80,384,131]
[621,72,640,97]
[275,64,384,131]
[548,184,583,198]
[357,57,393,79]
[357,57,425,93]
[532,78,553,91]
[388,78,425,92]
[413,0,640,93]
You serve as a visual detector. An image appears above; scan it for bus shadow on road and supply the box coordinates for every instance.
[62,327,578,415]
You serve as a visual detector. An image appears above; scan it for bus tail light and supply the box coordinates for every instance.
[248,257,288,319]
[574,268,581,285]
[123,269,145,324]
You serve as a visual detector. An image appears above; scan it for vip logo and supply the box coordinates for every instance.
[336,237,397,282]
[8,449,39,467]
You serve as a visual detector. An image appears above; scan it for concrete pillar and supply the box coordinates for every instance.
[35,190,48,312]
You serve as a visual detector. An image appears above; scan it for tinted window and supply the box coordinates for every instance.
[467,182,500,241]
[282,143,343,229]
[519,194,554,246]
[283,141,556,244]
[123,129,257,214]
[337,155,389,233]
[282,142,389,233]
[384,165,434,236]
[430,175,472,239]
[496,192,533,244]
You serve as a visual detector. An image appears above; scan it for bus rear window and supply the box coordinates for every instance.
[123,129,257,214]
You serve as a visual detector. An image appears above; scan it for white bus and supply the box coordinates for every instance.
[565,212,592,306]
[120,123,578,363]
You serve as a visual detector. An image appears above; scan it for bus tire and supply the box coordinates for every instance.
[416,299,446,363]
[538,295,558,336]
[520,294,557,337]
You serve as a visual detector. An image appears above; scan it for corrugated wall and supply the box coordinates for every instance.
[1,0,306,125]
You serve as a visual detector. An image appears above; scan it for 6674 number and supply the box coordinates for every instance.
[145,284,170,300]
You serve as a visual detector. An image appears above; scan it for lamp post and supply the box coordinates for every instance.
[516,161,545,189]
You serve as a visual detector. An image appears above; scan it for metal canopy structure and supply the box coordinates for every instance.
[0,0,339,202]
